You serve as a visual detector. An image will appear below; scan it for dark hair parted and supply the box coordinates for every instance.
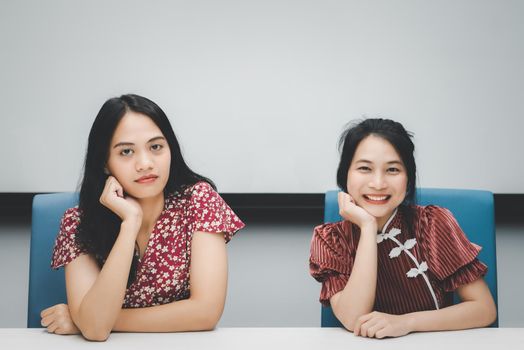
[76,94,215,287]
[336,118,417,230]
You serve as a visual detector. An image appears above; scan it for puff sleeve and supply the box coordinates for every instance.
[51,207,86,269]
[186,182,245,243]
[418,206,487,292]
[309,221,355,306]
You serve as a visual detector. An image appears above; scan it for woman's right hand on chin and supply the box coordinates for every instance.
[338,191,377,229]
[99,176,143,225]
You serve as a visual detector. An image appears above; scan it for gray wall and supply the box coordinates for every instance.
[1,219,523,328]
[1,0,524,193]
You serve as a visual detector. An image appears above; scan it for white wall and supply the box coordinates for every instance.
[1,0,523,193]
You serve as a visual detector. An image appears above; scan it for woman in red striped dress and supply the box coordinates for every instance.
[309,118,496,338]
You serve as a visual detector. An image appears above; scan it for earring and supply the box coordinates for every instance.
[104,167,110,175]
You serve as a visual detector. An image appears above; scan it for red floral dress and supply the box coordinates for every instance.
[51,182,245,308]
[309,206,487,314]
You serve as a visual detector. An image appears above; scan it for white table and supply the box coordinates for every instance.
[1,328,522,349]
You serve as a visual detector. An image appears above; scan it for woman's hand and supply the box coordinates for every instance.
[41,304,80,335]
[99,176,142,225]
[338,192,377,229]
[353,311,411,339]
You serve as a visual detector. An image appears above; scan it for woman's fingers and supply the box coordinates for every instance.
[116,183,124,198]
[39,304,80,336]
[99,176,142,223]
[109,176,124,198]
[40,305,55,318]
[359,316,380,337]
[42,314,63,334]
[338,192,353,217]
[365,320,385,338]
[337,191,345,210]
[41,304,81,335]
[100,176,125,209]
[337,191,377,228]
[102,176,117,194]
[100,177,111,204]
[103,177,119,199]
[375,327,390,339]
[41,314,53,327]
[353,312,374,336]
[45,319,58,333]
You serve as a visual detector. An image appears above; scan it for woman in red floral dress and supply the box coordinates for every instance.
[41,94,244,341]
[309,118,496,338]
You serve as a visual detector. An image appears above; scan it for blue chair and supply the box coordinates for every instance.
[27,192,79,328]
[321,188,498,327]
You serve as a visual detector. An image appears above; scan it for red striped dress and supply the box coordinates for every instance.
[309,205,487,314]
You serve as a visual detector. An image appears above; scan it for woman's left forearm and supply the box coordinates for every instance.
[406,278,497,333]
[405,299,497,333]
[113,297,223,332]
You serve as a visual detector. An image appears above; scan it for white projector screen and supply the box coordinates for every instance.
[1,0,523,193]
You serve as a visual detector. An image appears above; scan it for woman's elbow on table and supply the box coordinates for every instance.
[185,299,224,331]
[194,315,220,331]
[195,306,224,331]
[339,316,357,333]
[331,302,358,332]
[80,326,111,342]
[73,310,112,341]
[480,300,497,327]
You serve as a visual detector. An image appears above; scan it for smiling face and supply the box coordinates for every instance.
[347,135,408,230]
[106,111,171,200]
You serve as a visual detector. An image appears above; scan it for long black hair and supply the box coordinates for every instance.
[336,118,417,232]
[76,94,215,286]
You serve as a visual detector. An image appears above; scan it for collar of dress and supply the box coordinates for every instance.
[379,209,398,235]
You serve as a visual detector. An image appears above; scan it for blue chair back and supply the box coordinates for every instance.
[321,188,498,327]
[28,192,79,328]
